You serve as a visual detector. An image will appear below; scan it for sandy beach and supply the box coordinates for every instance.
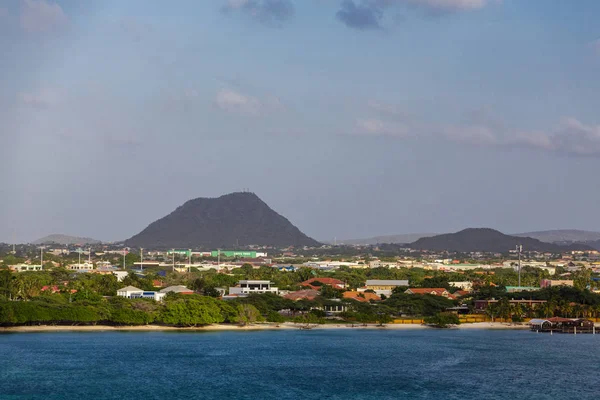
[0,322,533,333]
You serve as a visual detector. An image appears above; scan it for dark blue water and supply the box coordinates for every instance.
[0,329,598,399]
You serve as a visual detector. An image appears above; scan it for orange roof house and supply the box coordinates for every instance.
[343,291,381,303]
[284,289,320,301]
[404,288,455,299]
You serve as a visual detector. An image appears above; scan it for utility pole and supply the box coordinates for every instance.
[78,248,81,266]
[40,247,44,270]
[88,247,91,265]
[123,249,126,270]
[172,249,175,273]
[140,248,143,272]
[517,245,523,287]
[188,249,191,273]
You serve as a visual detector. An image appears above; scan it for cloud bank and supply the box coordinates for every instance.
[355,101,600,157]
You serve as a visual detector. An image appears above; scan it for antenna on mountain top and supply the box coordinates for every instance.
[516,245,523,287]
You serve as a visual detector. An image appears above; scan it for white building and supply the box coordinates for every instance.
[68,263,94,272]
[229,280,278,296]
[117,286,166,302]
[10,264,42,272]
[113,271,129,282]
[449,281,473,291]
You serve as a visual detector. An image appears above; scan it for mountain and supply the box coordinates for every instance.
[583,240,600,251]
[408,228,592,253]
[331,233,438,245]
[513,230,600,243]
[125,192,320,249]
[33,234,102,246]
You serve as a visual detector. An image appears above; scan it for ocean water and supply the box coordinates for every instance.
[0,329,598,400]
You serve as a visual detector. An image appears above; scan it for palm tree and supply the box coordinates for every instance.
[485,303,498,322]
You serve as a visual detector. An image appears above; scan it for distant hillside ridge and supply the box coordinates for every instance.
[32,234,102,246]
[125,192,321,249]
[331,233,438,245]
[514,230,600,243]
[408,228,592,253]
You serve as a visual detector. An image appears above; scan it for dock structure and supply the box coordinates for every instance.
[529,317,596,334]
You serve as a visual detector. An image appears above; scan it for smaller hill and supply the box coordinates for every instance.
[33,234,102,246]
[409,228,592,253]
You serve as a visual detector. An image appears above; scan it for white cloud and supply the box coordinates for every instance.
[214,88,264,115]
[438,124,498,146]
[356,118,411,136]
[367,100,410,119]
[17,87,65,108]
[546,117,600,156]
[357,100,600,157]
[20,0,68,33]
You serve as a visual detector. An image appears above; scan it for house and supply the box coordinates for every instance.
[453,290,471,298]
[159,285,194,295]
[448,281,473,291]
[10,264,42,272]
[300,278,346,290]
[540,279,574,288]
[113,271,129,282]
[284,289,320,301]
[505,286,540,293]
[343,291,381,303]
[117,286,165,302]
[68,263,94,272]
[404,288,454,299]
[228,280,278,296]
[363,280,408,296]
[530,317,595,334]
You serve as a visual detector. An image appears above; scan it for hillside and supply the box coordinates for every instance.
[408,228,592,253]
[333,233,437,245]
[514,230,600,243]
[125,192,320,249]
[32,234,101,246]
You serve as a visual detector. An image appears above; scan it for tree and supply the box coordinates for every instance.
[424,312,460,328]
[234,304,262,326]
[159,296,225,327]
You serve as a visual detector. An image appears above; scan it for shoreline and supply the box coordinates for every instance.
[0,322,532,333]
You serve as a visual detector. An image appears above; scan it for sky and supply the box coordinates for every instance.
[1,0,600,244]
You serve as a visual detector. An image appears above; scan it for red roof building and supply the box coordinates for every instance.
[284,289,320,301]
[343,291,381,303]
[404,288,455,299]
[300,278,346,290]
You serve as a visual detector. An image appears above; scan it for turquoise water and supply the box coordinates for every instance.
[0,329,598,399]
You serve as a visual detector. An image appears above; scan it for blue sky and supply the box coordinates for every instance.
[1,0,600,243]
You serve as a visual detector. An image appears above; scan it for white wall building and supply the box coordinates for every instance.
[229,280,278,296]
[10,264,42,272]
[68,263,94,272]
[113,271,129,281]
[117,286,166,302]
